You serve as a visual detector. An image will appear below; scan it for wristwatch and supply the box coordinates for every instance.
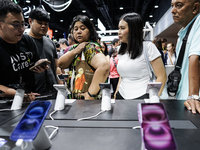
[187,95,200,101]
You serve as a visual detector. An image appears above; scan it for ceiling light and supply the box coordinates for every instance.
[154,5,159,8]
[119,7,123,10]
[26,0,30,3]
[82,10,86,13]
[60,20,63,22]
[149,15,153,18]
[90,18,93,21]
[55,30,58,32]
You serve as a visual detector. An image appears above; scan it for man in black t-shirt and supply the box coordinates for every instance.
[0,0,46,101]
[28,8,62,99]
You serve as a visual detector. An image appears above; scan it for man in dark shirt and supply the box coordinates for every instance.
[0,0,46,101]
[28,7,62,99]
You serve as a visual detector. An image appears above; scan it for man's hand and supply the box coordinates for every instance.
[184,99,200,114]
[24,92,41,102]
[32,59,50,73]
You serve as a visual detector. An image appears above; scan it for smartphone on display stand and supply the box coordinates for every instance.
[137,103,177,150]
[10,101,51,141]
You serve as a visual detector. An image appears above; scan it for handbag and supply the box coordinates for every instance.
[144,42,168,99]
[167,19,196,96]
[71,51,94,97]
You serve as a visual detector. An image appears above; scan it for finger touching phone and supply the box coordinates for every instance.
[29,59,51,71]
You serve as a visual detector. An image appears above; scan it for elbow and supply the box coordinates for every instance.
[97,60,110,75]
[57,59,63,69]
[58,57,67,69]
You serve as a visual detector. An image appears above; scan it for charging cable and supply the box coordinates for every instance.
[0,109,11,111]
[49,110,57,120]
[45,125,59,140]
[132,126,141,129]
[77,110,106,121]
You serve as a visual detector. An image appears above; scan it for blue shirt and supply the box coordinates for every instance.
[176,13,200,100]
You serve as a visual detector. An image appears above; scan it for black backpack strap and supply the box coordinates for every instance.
[175,18,196,71]
[112,56,117,68]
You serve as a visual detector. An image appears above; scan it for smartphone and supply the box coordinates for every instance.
[57,74,68,80]
[137,103,177,150]
[29,60,51,71]
[10,101,51,141]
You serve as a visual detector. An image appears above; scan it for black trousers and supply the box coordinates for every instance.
[116,91,149,100]
[110,77,119,95]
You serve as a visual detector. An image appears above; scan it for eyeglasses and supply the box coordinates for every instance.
[0,20,29,30]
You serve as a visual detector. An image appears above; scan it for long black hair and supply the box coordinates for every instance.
[118,13,143,59]
[101,41,108,56]
[69,15,98,43]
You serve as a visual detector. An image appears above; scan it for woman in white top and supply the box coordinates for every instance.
[164,43,177,65]
[115,13,167,99]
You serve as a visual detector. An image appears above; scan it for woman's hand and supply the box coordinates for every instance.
[80,92,95,100]
[73,42,89,55]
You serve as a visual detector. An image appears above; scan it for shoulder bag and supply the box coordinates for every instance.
[167,19,196,96]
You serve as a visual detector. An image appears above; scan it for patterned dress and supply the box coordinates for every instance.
[67,41,103,99]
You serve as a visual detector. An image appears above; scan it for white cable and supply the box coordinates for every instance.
[77,110,106,121]
[49,110,57,120]
[0,109,11,111]
[45,125,59,140]
[132,126,141,129]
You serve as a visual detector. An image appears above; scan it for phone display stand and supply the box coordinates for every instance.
[32,126,52,150]
[146,82,162,103]
[99,83,111,111]
[53,84,68,110]
[11,88,25,110]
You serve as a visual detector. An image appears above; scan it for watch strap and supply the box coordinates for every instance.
[187,95,200,100]
[88,91,96,97]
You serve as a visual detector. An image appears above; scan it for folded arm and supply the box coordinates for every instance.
[83,53,110,100]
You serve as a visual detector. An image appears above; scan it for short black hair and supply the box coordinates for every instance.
[70,15,98,42]
[112,38,120,45]
[0,0,22,20]
[29,7,50,22]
